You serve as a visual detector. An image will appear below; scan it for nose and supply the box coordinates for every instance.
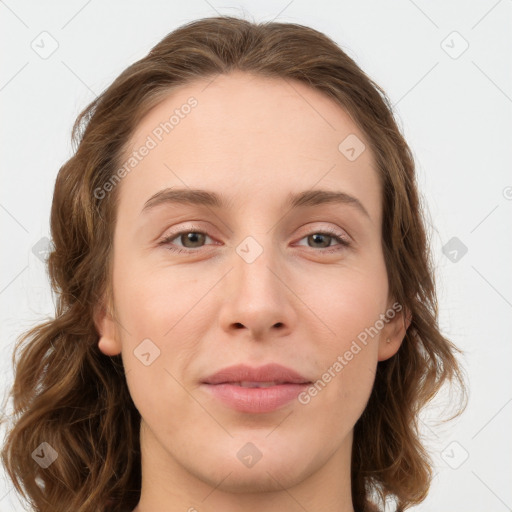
[217,240,297,341]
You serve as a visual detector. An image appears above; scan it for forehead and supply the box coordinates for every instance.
[117,71,381,222]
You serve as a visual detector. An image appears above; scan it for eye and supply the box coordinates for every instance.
[158,226,350,255]
[158,229,215,254]
[294,228,351,253]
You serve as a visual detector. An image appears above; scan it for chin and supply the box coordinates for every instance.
[206,465,304,494]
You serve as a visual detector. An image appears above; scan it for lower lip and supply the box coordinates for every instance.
[202,383,310,413]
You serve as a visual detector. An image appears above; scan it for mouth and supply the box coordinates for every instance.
[201,363,312,413]
[201,381,312,413]
[212,380,311,388]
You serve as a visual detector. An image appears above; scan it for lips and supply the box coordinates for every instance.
[201,363,311,386]
[201,363,312,413]
[230,381,280,388]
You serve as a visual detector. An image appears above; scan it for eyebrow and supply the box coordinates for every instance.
[141,187,370,219]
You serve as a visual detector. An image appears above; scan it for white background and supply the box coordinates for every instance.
[1,1,511,511]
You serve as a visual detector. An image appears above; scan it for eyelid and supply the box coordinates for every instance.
[294,223,351,244]
[158,223,214,241]
[157,222,352,253]
[156,223,219,252]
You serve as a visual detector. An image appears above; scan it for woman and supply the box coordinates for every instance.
[1,15,466,512]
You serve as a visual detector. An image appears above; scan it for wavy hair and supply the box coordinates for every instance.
[1,15,466,512]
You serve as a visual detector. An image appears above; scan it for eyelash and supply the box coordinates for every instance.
[157,226,351,255]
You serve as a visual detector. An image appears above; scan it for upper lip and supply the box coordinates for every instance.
[202,363,311,385]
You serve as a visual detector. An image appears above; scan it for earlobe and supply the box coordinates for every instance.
[377,305,412,362]
[94,302,122,356]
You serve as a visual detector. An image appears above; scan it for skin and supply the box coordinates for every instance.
[95,71,408,512]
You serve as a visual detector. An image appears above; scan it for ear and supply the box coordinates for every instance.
[378,302,412,362]
[93,297,122,357]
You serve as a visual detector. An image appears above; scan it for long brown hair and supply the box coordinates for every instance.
[1,15,466,512]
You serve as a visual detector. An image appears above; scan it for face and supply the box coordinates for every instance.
[96,71,405,496]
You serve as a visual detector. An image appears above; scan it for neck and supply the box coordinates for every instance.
[133,421,356,512]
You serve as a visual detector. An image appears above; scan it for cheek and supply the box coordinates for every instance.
[112,257,212,412]
[112,250,209,336]
[300,263,388,345]
[297,265,387,406]
[117,280,204,436]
